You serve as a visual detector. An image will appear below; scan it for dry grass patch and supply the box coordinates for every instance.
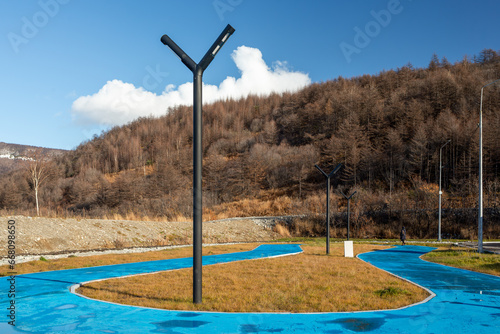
[422,247,500,276]
[78,243,428,313]
[0,243,259,276]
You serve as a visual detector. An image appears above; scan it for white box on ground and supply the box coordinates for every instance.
[344,240,353,257]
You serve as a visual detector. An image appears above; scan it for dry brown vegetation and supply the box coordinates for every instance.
[77,242,429,313]
[1,49,500,239]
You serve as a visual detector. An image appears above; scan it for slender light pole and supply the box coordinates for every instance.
[315,164,342,254]
[478,78,500,253]
[161,24,235,303]
[438,139,450,242]
[341,190,357,241]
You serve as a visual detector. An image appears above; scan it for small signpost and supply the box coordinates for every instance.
[344,240,354,258]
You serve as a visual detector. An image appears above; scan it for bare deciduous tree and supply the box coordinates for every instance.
[26,149,52,216]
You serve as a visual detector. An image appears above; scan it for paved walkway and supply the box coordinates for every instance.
[485,242,500,254]
[458,241,500,254]
[1,244,499,333]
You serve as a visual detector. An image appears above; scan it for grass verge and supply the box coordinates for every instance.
[422,247,500,276]
[77,241,429,313]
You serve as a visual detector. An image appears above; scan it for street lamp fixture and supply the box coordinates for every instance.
[438,139,450,242]
[315,164,342,254]
[160,24,235,303]
[478,78,500,253]
[341,190,357,241]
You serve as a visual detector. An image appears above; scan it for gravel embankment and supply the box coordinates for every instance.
[1,215,294,264]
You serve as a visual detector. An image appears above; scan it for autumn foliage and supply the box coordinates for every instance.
[1,49,499,239]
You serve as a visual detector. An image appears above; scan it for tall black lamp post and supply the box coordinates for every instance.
[315,164,342,254]
[438,139,450,242]
[161,24,235,304]
[478,78,500,253]
[341,190,357,240]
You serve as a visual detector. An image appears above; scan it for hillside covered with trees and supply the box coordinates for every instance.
[1,49,499,239]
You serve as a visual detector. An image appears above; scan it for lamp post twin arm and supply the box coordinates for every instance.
[161,24,235,73]
[315,164,342,254]
[161,24,235,304]
[341,190,357,241]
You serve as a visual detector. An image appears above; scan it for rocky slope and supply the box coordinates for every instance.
[1,216,283,262]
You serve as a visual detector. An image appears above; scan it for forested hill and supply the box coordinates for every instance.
[0,142,66,158]
[1,49,499,224]
[0,142,66,176]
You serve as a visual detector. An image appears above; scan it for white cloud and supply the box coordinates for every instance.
[71,46,311,126]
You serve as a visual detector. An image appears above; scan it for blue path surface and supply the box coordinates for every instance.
[0,244,499,333]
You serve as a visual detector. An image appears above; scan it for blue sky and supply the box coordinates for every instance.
[1,0,499,150]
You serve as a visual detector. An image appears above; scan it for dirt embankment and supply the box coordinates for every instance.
[1,216,283,259]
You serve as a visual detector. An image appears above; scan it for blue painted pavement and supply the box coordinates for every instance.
[1,244,499,333]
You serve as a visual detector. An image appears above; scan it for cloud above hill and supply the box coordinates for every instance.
[71,46,311,126]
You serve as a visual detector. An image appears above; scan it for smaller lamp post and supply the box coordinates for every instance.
[341,190,357,241]
[315,164,342,254]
